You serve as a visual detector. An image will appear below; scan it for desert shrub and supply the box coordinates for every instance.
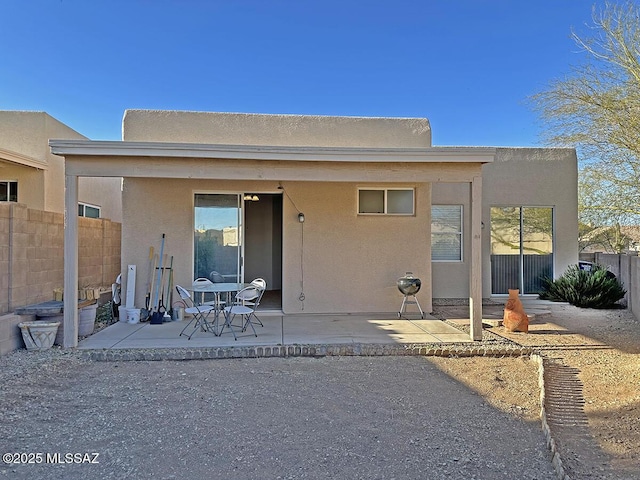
[539,263,626,308]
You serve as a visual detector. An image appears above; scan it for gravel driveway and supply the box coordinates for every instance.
[1,353,555,479]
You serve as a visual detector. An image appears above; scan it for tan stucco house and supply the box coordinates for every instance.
[0,111,122,222]
[50,110,578,346]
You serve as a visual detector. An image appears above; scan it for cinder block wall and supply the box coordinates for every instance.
[593,253,639,317]
[79,216,121,289]
[0,313,33,356]
[0,203,121,356]
[631,257,640,316]
[0,203,121,314]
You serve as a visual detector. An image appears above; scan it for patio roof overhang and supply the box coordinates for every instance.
[50,140,495,182]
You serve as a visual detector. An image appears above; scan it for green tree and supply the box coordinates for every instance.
[531,2,640,227]
[579,221,634,252]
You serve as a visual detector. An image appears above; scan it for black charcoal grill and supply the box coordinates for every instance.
[397,272,425,319]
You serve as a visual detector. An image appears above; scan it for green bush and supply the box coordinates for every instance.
[539,263,626,308]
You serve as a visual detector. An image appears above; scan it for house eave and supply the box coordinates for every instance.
[0,147,48,170]
[49,140,496,164]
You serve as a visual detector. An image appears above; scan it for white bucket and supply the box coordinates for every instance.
[126,308,140,324]
[172,306,184,322]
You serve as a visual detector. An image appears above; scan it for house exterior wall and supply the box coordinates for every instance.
[0,163,46,209]
[77,177,122,222]
[431,147,579,298]
[431,182,472,298]
[122,177,432,314]
[0,111,123,222]
[123,110,432,148]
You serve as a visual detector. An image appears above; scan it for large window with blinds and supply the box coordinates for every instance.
[431,205,463,262]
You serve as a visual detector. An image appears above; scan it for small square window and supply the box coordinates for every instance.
[0,181,18,202]
[78,203,101,218]
[358,188,414,215]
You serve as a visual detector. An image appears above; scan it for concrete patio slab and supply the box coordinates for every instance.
[78,312,474,350]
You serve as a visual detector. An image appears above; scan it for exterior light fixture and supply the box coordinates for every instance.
[298,213,305,223]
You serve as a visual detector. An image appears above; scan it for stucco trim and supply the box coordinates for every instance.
[50,140,495,164]
[0,147,48,170]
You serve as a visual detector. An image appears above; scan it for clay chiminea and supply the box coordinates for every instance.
[503,289,529,333]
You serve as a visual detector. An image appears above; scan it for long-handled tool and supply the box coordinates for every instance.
[146,253,159,321]
[157,253,169,320]
[150,234,166,324]
[165,255,174,318]
[141,246,154,321]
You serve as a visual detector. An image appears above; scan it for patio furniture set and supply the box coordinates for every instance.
[177,277,267,341]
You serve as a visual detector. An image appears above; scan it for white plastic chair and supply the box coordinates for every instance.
[220,285,262,340]
[247,278,267,327]
[176,285,216,339]
[192,277,218,307]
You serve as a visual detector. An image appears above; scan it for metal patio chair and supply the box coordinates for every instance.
[176,285,216,339]
[246,277,267,327]
[220,285,262,340]
[192,277,219,307]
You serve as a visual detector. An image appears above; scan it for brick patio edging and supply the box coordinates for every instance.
[80,342,534,362]
[532,353,571,480]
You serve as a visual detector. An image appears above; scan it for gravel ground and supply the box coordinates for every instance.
[474,304,640,480]
[2,302,637,479]
[0,353,555,480]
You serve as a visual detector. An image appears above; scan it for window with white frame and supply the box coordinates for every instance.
[358,188,414,215]
[78,202,101,218]
[431,205,463,261]
[0,181,18,202]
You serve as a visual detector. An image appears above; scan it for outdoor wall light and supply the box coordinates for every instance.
[298,213,305,223]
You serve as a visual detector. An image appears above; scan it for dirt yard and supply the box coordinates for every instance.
[1,303,638,478]
[430,303,640,480]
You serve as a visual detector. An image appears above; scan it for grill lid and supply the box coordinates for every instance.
[397,272,421,295]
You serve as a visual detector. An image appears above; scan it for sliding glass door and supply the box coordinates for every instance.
[194,194,242,282]
[490,206,553,295]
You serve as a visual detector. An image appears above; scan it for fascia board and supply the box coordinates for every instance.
[50,140,495,164]
[0,147,48,170]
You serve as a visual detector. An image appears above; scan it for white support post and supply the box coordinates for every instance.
[469,176,483,341]
[63,174,79,348]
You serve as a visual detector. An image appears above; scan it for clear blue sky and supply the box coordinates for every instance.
[1,0,610,146]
